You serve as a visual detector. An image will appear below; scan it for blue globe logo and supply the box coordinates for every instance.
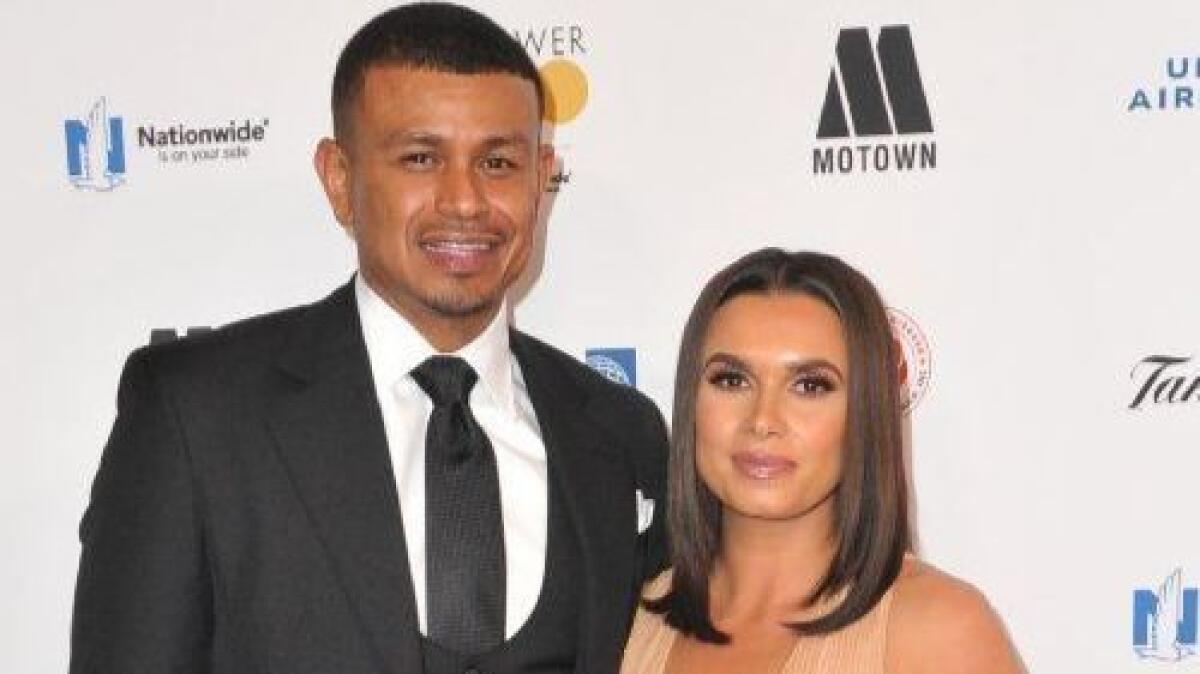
[586,354,632,386]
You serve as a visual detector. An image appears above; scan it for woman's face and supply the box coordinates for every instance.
[695,292,849,525]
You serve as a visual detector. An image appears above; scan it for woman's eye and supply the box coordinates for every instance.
[707,369,748,389]
[794,374,834,395]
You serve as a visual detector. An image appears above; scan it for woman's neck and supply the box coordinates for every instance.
[709,500,836,625]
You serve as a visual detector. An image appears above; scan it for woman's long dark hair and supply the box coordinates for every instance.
[647,248,910,642]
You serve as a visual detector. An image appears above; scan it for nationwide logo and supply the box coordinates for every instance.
[1128,355,1200,409]
[514,23,589,192]
[138,119,270,164]
[887,308,931,411]
[1133,569,1198,661]
[64,97,126,191]
[813,26,936,175]
[63,97,271,189]
[586,347,636,387]
[1128,56,1199,112]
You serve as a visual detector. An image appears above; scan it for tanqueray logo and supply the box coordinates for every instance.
[813,26,936,175]
[64,97,126,191]
[585,348,636,387]
[1128,355,1200,409]
[1134,569,1198,661]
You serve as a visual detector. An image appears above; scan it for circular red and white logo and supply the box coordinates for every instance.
[887,307,932,412]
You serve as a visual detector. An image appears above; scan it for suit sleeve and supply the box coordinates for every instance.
[637,399,670,584]
[70,349,213,674]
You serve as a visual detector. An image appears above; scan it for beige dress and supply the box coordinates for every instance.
[620,570,894,674]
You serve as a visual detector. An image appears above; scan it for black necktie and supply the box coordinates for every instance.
[411,356,505,654]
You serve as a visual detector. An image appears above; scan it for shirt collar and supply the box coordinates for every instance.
[355,275,516,416]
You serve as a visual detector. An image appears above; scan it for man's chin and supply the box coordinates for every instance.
[422,291,500,319]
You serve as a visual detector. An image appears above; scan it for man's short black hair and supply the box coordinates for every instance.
[331,2,544,140]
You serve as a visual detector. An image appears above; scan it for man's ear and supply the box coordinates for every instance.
[314,137,354,234]
[537,142,556,195]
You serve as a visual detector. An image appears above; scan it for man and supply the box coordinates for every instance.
[69,4,668,673]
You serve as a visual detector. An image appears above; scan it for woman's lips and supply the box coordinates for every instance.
[732,451,797,480]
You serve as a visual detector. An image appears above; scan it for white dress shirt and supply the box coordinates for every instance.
[355,276,548,639]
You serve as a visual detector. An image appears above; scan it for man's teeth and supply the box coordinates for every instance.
[424,241,491,251]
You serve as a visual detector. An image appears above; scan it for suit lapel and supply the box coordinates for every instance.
[511,334,638,670]
[265,283,423,674]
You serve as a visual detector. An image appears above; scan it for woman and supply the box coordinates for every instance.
[622,249,1023,673]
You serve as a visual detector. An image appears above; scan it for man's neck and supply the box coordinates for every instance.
[400,307,494,353]
[359,274,501,353]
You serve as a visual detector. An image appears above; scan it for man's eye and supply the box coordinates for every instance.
[481,156,518,172]
[794,374,834,395]
[707,369,748,389]
[400,152,436,168]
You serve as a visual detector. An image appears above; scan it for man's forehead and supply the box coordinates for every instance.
[355,66,540,123]
[378,128,535,149]
[359,64,539,103]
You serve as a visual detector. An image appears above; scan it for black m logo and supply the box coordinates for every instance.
[817,26,933,139]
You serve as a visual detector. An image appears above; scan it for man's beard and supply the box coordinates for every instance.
[421,287,501,319]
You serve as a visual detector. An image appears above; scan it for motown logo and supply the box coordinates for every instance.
[817,26,933,138]
[586,348,637,387]
[1133,569,1199,661]
[64,97,126,191]
[813,26,936,175]
[887,308,931,412]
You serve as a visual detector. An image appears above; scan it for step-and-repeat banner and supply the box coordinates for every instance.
[4,0,1198,671]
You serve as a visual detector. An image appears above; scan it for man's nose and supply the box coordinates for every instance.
[434,163,487,220]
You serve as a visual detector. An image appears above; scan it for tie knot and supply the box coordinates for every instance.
[412,356,478,406]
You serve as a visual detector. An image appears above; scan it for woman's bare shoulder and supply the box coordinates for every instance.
[884,557,1026,674]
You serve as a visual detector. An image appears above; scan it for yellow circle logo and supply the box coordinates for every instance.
[539,59,589,125]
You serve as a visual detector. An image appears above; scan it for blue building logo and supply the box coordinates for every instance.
[586,348,636,387]
[64,97,126,191]
[1134,569,1198,661]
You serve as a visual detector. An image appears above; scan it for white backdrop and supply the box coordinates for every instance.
[4,1,1200,671]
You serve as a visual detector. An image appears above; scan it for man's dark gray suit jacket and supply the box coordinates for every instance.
[70,282,669,674]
